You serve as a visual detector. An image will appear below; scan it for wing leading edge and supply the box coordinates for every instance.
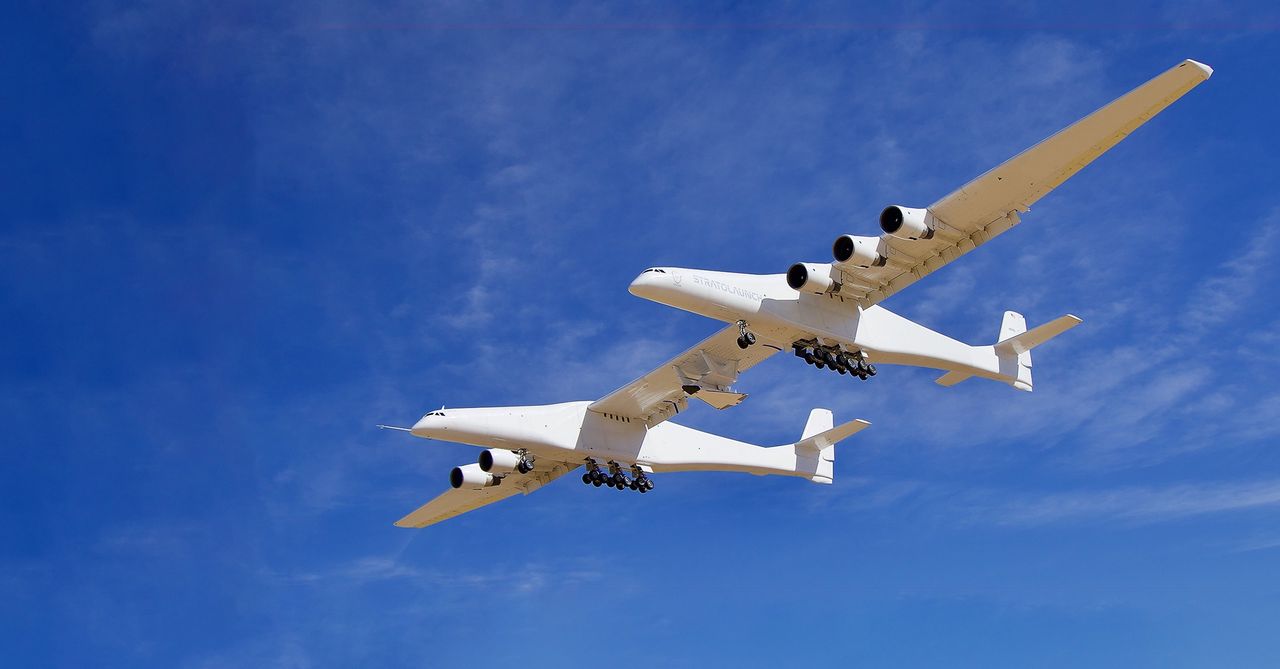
[834,59,1212,308]
[394,462,580,528]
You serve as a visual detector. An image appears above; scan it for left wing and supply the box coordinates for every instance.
[588,323,795,427]
[394,461,579,528]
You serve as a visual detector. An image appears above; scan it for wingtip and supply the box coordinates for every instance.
[1182,59,1213,79]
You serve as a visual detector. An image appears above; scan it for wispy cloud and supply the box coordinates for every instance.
[965,478,1280,527]
[267,554,603,595]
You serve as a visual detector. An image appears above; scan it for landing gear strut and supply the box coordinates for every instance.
[736,320,757,349]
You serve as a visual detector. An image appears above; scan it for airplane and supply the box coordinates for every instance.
[387,59,1211,528]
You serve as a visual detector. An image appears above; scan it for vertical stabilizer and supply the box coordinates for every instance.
[793,410,871,484]
[999,311,1032,369]
[801,408,834,441]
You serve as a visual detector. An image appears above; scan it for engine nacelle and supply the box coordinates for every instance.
[879,205,934,241]
[786,262,835,294]
[450,463,501,490]
[478,448,521,473]
[832,234,887,268]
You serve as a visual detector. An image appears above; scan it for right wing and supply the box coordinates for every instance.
[394,461,579,528]
[587,323,797,427]
[834,59,1212,308]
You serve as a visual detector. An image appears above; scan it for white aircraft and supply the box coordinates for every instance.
[388,59,1211,528]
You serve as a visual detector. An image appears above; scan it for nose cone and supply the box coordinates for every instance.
[629,268,673,301]
[411,413,447,438]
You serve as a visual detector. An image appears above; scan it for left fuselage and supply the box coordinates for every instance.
[410,402,827,480]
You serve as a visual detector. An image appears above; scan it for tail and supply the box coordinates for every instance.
[936,311,1082,392]
[793,408,871,484]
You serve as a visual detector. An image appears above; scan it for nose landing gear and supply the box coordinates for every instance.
[736,320,757,349]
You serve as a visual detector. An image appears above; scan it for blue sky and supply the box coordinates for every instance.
[4,2,1280,667]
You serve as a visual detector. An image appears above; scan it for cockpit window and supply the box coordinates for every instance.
[641,268,666,274]
[426,411,445,417]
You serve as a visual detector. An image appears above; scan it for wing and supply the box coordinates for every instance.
[588,323,793,427]
[835,59,1212,308]
[394,461,579,528]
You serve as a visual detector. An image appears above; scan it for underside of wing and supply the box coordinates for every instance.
[587,323,791,427]
[833,59,1212,308]
[394,461,579,529]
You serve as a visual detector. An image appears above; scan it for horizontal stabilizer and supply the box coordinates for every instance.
[935,370,972,387]
[795,418,871,453]
[995,314,1083,357]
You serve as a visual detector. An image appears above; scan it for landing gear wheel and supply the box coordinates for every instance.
[592,477,602,487]
[638,486,648,494]
[582,473,591,484]
[866,364,877,376]
[644,478,655,491]
[737,335,750,349]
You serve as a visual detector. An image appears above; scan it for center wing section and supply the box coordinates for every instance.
[588,323,793,427]
[394,461,580,528]
[833,59,1212,308]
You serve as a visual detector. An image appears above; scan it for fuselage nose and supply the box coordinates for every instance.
[411,412,448,438]
[628,267,674,301]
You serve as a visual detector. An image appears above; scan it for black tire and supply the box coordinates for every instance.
[582,473,591,484]
[744,331,756,345]
[592,478,602,487]
[736,336,749,349]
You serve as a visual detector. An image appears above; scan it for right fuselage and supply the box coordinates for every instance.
[628,267,1009,382]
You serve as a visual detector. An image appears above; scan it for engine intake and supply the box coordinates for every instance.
[787,263,835,294]
[832,234,886,268]
[478,448,522,473]
[879,205,934,241]
[450,463,501,489]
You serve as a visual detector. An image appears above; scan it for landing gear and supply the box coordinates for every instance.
[580,459,654,493]
[515,450,535,474]
[793,340,876,382]
[736,320,757,349]
[583,459,606,487]
[631,464,654,493]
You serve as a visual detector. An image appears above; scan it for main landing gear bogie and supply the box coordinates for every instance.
[793,341,877,381]
[581,459,654,493]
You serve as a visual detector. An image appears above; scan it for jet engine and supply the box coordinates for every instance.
[450,463,501,489]
[832,234,887,268]
[786,262,835,294]
[879,205,934,241]
[478,448,522,473]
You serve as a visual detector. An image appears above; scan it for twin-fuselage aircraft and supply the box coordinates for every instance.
[386,59,1212,528]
